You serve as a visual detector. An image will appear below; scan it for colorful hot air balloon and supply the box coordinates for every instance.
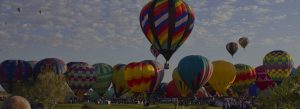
[140,0,195,69]
[92,63,113,97]
[173,68,191,97]
[232,64,256,95]
[165,80,181,98]
[150,45,160,59]
[112,64,130,98]
[255,65,274,91]
[238,37,249,49]
[208,60,236,93]
[178,55,213,93]
[33,58,66,79]
[226,42,238,57]
[142,60,164,97]
[65,62,96,101]
[124,62,156,93]
[263,50,293,84]
[0,60,33,93]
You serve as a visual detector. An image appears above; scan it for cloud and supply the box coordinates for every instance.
[256,0,285,5]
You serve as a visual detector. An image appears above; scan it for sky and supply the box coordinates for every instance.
[0,0,300,85]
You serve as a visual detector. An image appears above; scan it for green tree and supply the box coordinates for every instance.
[29,71,69,109]
[257,72,300,108]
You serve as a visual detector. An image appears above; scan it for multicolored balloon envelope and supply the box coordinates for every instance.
[124,61,156,93]
[263,50,293,84]
[112,64,129,98]
[232,64,256,95]
[92,63,113,97]
[178,55,213,93]
[65,62,96,101]
[142,60,164,97]
[255,65,274,90]
[165,80,181,98]
[0,60,33,93]
[208,60,236,93]
[140,0,195,69]
[150,45,160,59]
[173,68,191,97]
[33,58,66,79]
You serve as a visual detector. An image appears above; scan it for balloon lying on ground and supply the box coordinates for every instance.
[178,55,213,93]
[263,50,293,84]
[140,0,195,69]
[0,60,33,93]
[33,58,66,79]
[255,65,275,90]
[208,60,236,93]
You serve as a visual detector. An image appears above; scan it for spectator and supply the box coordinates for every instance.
[1,96,31,109]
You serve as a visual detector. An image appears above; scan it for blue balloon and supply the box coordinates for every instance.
[178,55,213,93]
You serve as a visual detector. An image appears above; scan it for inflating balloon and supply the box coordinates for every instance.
[140,0,195,69]
[112,64,129,98]
[263,50,293,84]
[208,60,236,93]
[33,58,66,79]
[142,60,164,97]
[178,55,213,93]
[0,60,33,93]
[92,63,113,97]
[172,68,191,97]
[226,42,238,57]
[165,80,181,98]
[124,62,156,93]
[232,64,256,95]
[255,65,275,90]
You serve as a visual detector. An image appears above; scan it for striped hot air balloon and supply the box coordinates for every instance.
[0,60,33,93]
[140,0,195,69]
[232,64,256,95]
[92,63,113,97]
[33,58,66,79]
[124,61,156,93]
[263,50,293,84]
[178,55,213,93]
[65,62,96,101]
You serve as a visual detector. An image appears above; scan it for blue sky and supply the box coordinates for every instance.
[0,0,300,85]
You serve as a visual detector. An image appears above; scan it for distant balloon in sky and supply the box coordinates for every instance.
[208,60,236,93]
[150,45,160,59]
[263,50,293,84]
[17,8,21,13]
[238,37,249,49]
[178,55,213,93]
[140,0,195,69]
[226,42,238,57]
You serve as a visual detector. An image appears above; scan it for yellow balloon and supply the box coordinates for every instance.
[112,64,129,97]
[172,68,191,97]
[208,60,236,93]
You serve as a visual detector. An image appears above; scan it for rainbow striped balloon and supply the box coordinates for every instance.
[263,50,293,84]
[232,64,256,95]
[140,0,195,67]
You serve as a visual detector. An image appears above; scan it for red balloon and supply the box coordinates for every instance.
[255,65,275,90]
[165,80,180,98]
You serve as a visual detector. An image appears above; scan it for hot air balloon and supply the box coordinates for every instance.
[112,64,130,98]
[124,62,156,93]
[178,55,213,93]
[238,37,249,49]
[150,45,160,59]
[27,61,37,69]
[33,58,66,79]
[65,62,96,101]
[165,80,181,98]
[208,60,236,93]
[0,60,33,93]
[263,50,293,84]
[92,63,113,97]
[232,64,256,95]
[226,42,238,57]
[173,68,191,97]
[140,0,195,69]
[142,60,164,97]
[17,8,21,13]
[255,65,274,91]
